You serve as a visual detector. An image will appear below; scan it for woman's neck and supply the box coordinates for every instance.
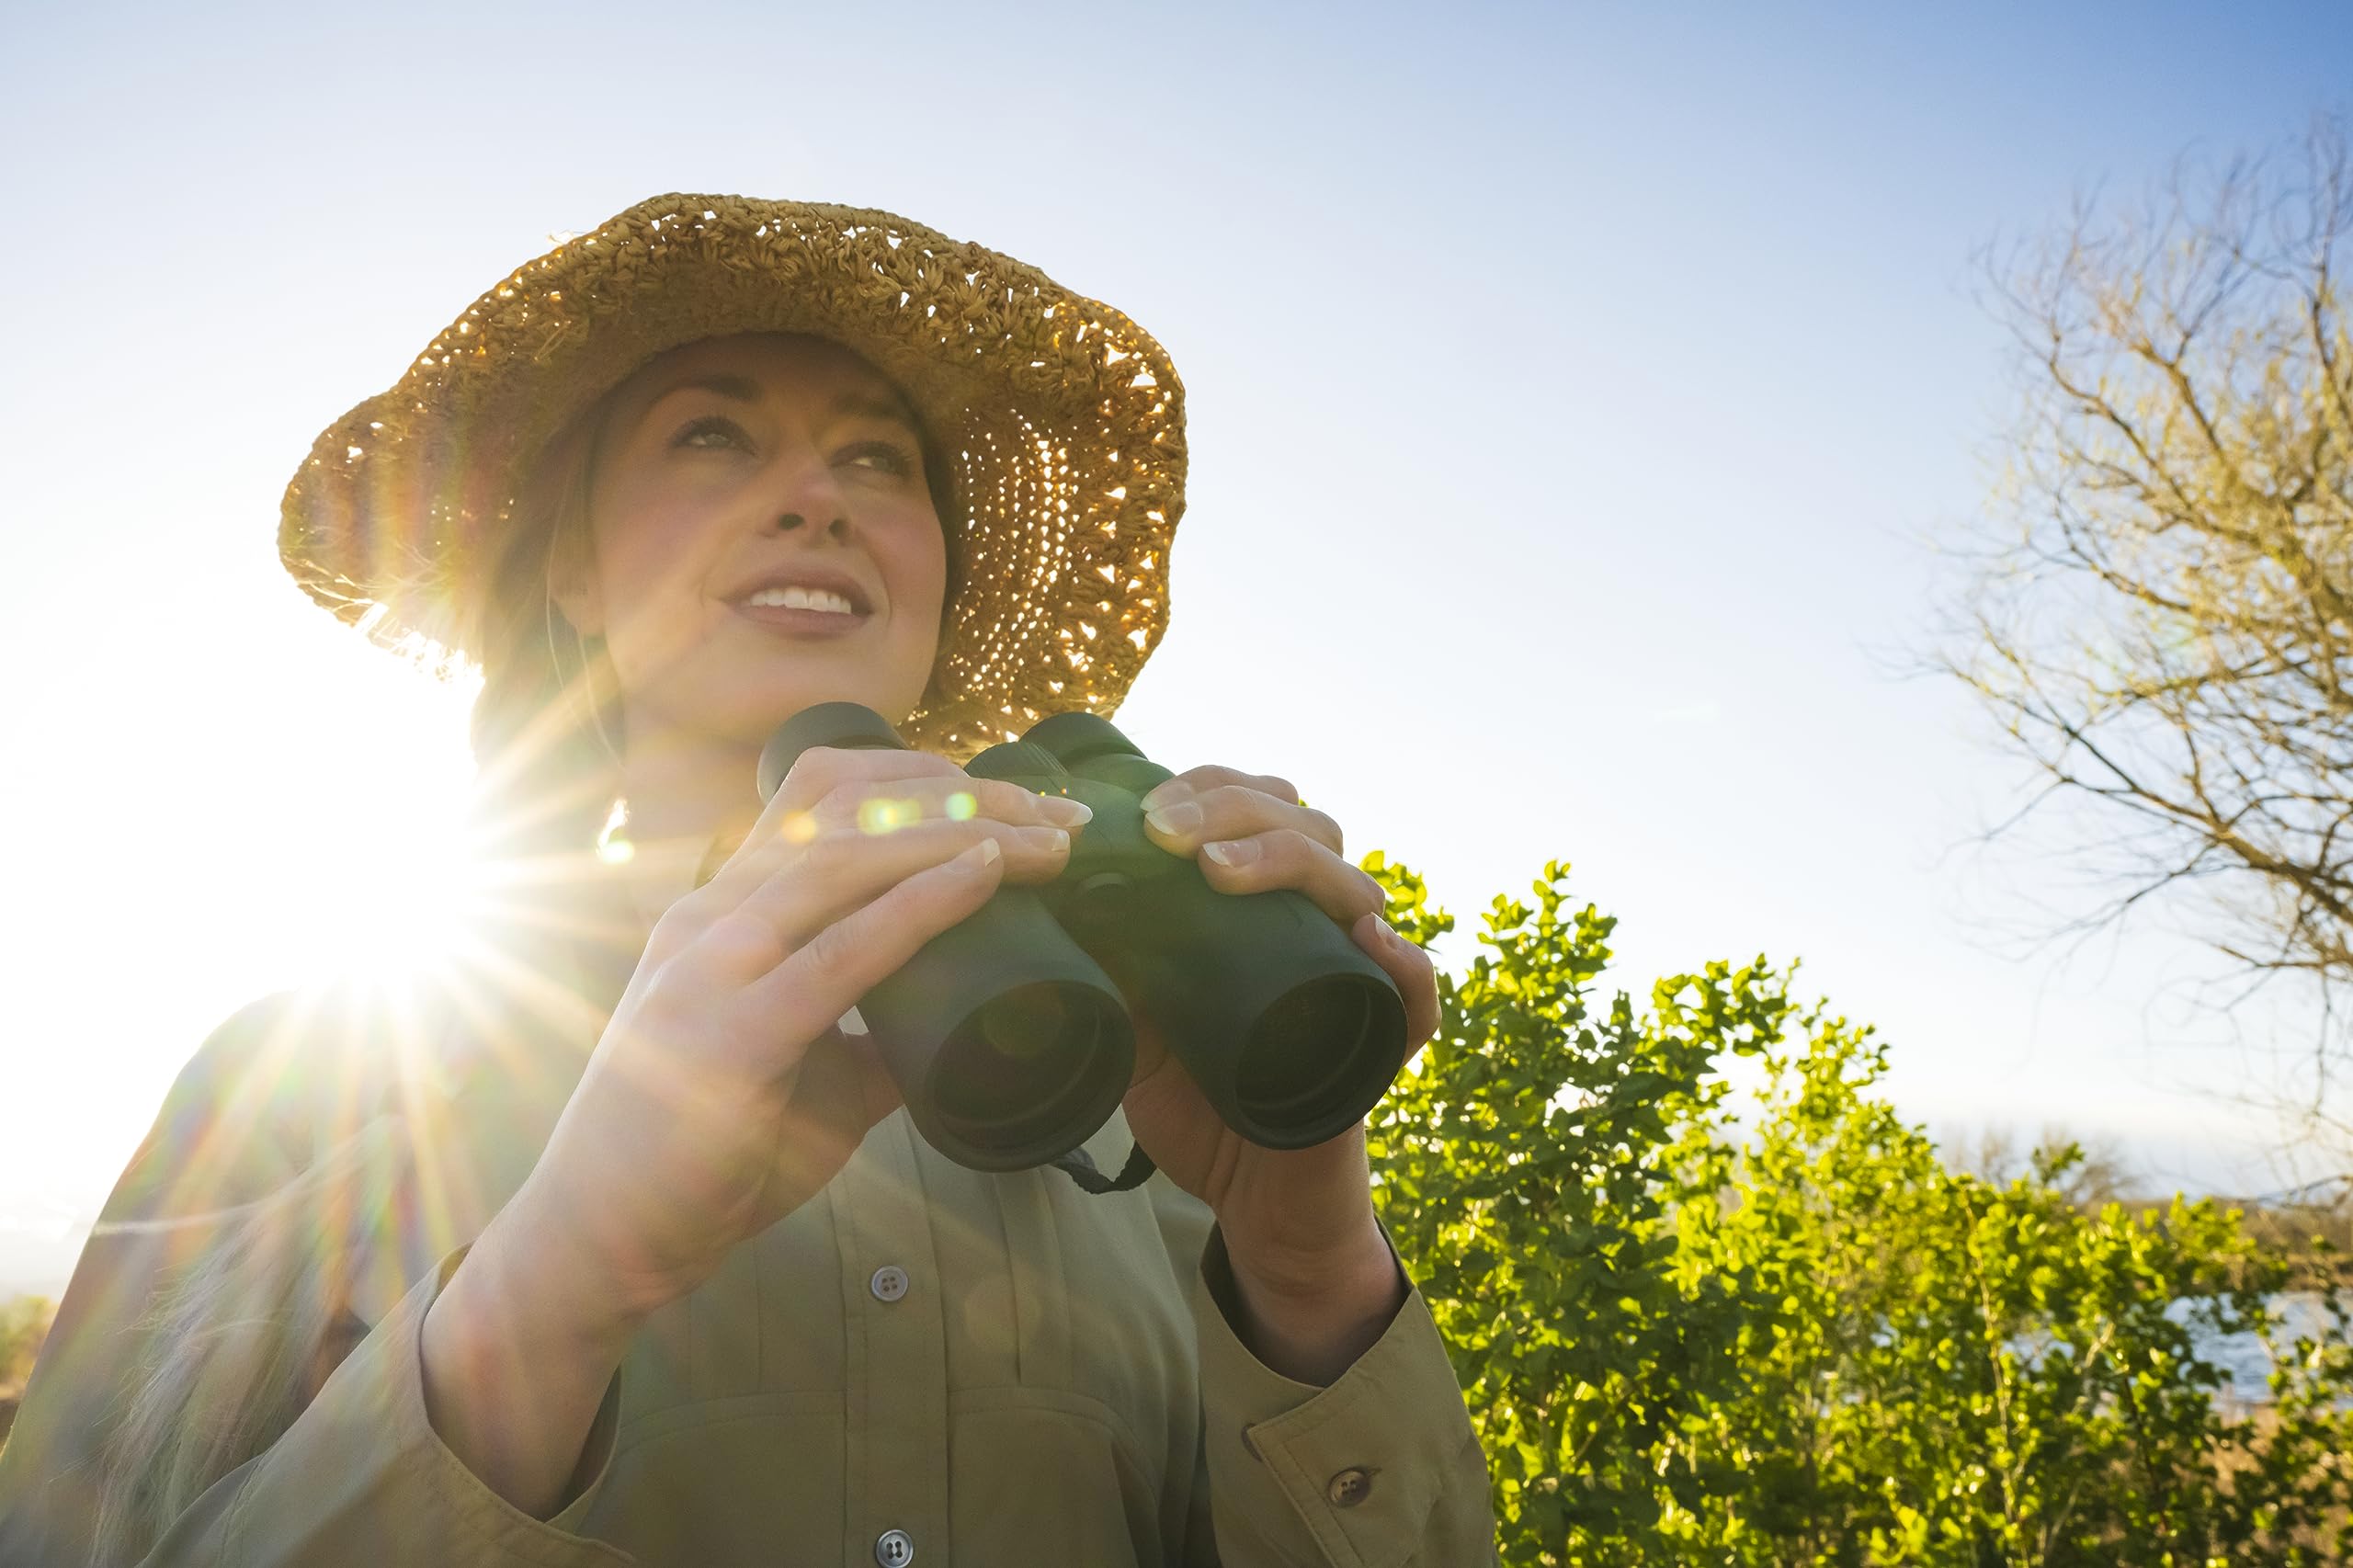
[608,722,768,937]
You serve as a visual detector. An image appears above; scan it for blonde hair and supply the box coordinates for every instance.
[91,338,958,1559]
[91,1124,411,1558]
[467,402,632,866]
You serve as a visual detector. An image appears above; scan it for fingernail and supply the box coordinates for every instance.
[1139,779,1192,813]
[1017,825,1072,854]
[1203,838,1260,868]
[1038,794,1094,828]
[1144,801,1203,836]
[957,838,1002,872]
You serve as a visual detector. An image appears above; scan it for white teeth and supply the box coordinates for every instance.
[745,585,857,614]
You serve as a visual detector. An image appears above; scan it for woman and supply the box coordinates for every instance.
[0,196,1495,1565]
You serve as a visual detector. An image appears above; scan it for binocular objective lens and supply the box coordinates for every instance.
[1234,977,1385,1130]
[931,983,1120,1149]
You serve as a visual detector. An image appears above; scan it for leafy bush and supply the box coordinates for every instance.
[0,1294,54,1460]
[0,1296,51,1392]
[1366,856,2353,1566]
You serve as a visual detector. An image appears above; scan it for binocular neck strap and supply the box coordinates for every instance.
[1047,1140,1158,1195]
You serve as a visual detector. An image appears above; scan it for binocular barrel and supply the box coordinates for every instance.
[758,704,1411,1174]
[757,704,1136,1173]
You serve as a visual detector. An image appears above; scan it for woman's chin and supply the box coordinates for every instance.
[631,647,923,744]
[700,684,926,749]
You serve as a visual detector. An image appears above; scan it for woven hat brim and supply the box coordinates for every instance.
[278,194,1185,758]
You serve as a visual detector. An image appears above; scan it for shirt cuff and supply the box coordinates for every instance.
[1191,1223,1485,1568]
[222,1246,631,1566]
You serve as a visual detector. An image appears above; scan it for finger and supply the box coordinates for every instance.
[687,744,964,903]
[1350,912,1441,1050]
[743,1021,908,1200]
[772,1022,905,1176]
[1194,828,1385,926]
[710,818,1072,973]
[1142,763,1300,808]
[1144,782,1343,858]
[807,775,1091,836]
[709,770,1088,906]
[699,747,973,904]
[831,1013,909,1132]
[729,838,1010,1048]
[770,744,968,814]
[758,1023,870,1198]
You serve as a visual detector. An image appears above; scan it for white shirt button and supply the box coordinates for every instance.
[869,1265,910,1303]
[874,1527,915,1565]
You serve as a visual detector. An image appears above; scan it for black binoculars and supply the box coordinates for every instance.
[756,704,1410,1175]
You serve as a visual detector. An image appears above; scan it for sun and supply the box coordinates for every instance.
[330,811,500,989]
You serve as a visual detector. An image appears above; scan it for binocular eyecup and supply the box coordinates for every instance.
[757,703,1409,1176]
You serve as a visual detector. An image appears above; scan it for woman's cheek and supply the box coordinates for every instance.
[608,508,733,653]
[884,523,951,665]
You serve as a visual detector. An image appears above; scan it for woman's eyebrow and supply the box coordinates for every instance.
[651,371,764,407]
[827,389,923,432]
[636,375,918,431]
[631,371,763,435]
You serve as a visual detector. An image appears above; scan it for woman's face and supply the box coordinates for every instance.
[557,333,949,749]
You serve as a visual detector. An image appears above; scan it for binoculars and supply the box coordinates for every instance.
[756,704,1409,1175]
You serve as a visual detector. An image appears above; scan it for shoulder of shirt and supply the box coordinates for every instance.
[161,974,465,1142]
[96,976,460,1223]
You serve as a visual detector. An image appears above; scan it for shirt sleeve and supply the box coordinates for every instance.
[1187,1221,1496,1568]
[0,994,628,1568]
[0,994,310,1566]
[144,1247,631,1567]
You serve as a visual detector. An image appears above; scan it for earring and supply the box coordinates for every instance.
[595,795,635,864]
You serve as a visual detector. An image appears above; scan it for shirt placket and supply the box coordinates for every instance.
[828,1115,950,1568]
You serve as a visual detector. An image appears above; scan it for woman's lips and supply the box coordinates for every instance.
[733,601,871,639]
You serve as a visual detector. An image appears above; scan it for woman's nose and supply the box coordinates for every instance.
[760,451,857,541]
[771,510,852,541]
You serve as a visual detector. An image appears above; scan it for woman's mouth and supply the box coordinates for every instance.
[745,585,858,615]
[733,584,871,638]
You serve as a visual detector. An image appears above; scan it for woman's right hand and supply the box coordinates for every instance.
[421,745,1085,1516]
[513,745,1089,1328]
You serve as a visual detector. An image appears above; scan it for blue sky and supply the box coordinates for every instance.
[4,1,2349,1291]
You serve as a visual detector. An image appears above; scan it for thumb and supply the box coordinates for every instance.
[836,1011,907,1134]
[763,1021,901,1202]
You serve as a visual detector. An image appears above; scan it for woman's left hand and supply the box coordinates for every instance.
[1115,764,1440,1383]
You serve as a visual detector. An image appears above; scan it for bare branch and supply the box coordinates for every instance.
[1935,115,2353,1155]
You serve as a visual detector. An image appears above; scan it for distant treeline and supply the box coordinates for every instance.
[2153,1199,2353,1285]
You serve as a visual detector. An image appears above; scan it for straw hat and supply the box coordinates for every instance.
[278,193,1185,758]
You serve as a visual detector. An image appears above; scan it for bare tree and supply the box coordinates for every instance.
[1937,116,2353,1144]
[1939,1121,2138,1210]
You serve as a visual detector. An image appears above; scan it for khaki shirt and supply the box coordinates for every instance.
[0,905,1495,1566]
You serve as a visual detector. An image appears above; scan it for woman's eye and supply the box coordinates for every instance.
[841,441,915,477]
[673,415,753,452]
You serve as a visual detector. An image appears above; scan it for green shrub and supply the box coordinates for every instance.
[1367,856,2353,1566]
[0,1294,54,1460]
[0,1295,52,1394]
